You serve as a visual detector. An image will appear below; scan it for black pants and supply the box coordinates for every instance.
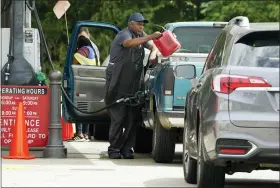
[107,103,137,155]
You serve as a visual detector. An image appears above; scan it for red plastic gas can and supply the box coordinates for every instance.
[153,30,181,57]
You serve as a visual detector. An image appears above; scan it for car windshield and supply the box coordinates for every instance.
[229,31,279,68]
[173,27,222,53]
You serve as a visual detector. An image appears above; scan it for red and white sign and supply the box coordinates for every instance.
[53,0,70,19]
[1,86,50,147]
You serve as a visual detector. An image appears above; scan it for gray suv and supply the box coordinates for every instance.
[183,17,279,188]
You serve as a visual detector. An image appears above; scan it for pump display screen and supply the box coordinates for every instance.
[173,27,222,53]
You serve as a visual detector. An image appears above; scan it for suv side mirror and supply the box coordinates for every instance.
[174,64,196,79]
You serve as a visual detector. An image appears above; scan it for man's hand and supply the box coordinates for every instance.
[149,46,158,60]
[149,52,157,61]
[149,55,158,65]
[148,44,159,65]
[149,31,163,40]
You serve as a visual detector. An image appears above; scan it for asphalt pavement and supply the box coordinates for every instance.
[2,141,279,187]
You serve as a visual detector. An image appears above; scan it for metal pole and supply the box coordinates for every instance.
[13,0,25,59]
[25,5,32,28]
[43,70,67,158]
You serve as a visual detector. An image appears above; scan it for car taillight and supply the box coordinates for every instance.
[219,148,247,155]
[212,74,271,94]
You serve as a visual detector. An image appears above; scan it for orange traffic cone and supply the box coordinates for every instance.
[2,102,36,159]
[61,117,74,141]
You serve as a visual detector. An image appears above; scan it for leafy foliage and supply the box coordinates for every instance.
[201,1,279,22]
[31,0,278,76]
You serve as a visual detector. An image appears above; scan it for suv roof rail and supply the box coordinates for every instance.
[228,16,250,28]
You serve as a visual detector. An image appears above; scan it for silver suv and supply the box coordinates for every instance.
[183,16,279,188]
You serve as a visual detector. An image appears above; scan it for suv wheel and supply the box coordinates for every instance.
[197,131,225,188]
[152,112,176,163]
[183,124,197,184]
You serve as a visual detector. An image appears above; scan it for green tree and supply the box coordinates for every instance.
[32,0,279,77]
[200,1,279,22]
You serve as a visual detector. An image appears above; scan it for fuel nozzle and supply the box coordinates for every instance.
[134,91,145,100]
[131,91,147,106]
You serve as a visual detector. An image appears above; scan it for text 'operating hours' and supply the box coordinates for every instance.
[1,86,50,147]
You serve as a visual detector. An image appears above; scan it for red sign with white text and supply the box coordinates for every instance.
[1,86,50,147]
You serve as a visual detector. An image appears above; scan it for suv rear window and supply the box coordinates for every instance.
[229,31,279,68]
[173,27,222,53]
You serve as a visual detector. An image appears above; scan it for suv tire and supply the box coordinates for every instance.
[197,130,225,188]
[183,124,197,184]
[152,112,176,163]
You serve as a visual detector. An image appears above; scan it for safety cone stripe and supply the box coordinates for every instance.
[61,96,74,141]
[2,102,36,160]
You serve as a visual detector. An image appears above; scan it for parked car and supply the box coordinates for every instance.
[183,17,279,188]
[62,21,151,140]
[137,21,227,163]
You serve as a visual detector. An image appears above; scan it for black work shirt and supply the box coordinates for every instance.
[109,28,152,64]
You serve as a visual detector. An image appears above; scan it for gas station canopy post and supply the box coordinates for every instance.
[13,0,25,59]
[43,70,67,158]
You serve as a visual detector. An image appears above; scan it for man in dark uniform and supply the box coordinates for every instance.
[105,13,162,159]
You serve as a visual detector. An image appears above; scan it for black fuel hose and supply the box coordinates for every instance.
[30,2,145,114]
[1,0,12,14]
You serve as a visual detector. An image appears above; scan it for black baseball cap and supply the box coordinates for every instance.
[128,13,149,23]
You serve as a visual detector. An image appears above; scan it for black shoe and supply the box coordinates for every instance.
[108,153,122,159]
[121,152,134,159]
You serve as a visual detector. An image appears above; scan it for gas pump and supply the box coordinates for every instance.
[0,0,49,149]
[1,0,43,86]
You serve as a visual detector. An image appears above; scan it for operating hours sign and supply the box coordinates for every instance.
[1,86,50,147]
